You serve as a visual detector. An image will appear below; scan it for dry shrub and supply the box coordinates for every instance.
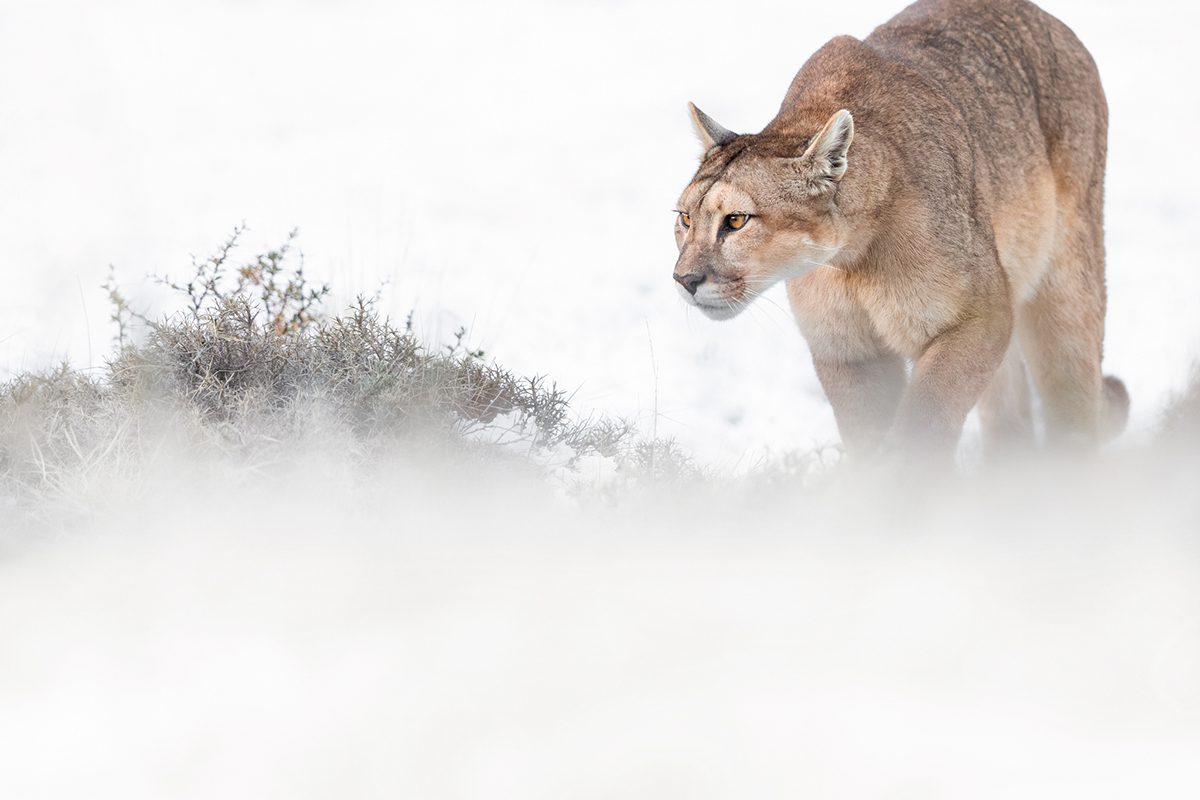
[1,228,698,529]
[1160,365,1200,445]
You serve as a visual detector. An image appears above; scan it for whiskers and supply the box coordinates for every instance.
[715,255,848,327]
[706,277,793,331]
[795,255,847,275]
[793,243,848,274]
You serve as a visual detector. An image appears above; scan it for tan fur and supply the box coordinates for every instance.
[672,0,1128,460]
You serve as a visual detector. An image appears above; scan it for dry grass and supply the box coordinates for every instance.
[1,229,701,531]
[1161,365,1200,447]
[4,228,1198,535]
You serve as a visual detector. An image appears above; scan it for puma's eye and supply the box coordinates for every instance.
[725,213,750,230]
[678,212,691,229]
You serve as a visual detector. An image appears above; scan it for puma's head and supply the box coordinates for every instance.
[673,105,855,320]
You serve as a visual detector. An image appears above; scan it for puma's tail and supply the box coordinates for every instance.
[1101,375,1130,441]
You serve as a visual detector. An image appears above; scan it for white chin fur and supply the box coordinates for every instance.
[696,302,744,321]
[676,280,751,321]
[695,289,749,320]
[695,281,755,320]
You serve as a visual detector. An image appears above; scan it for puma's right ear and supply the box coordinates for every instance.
[688,102,738,152]
[794,109,854,194]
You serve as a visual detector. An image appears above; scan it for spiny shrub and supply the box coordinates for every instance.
[102,226,580,443]
[1,228,698,527]
[1160,366,1200,446]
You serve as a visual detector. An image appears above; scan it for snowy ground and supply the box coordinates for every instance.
[2,451,1199,799]
[2,1,1200,797]
[3,0,1199,464]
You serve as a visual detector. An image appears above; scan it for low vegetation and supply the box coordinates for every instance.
[2,228,1197,534]
[1,229,711,531]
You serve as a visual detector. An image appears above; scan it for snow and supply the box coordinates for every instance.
[2,2,1200,797]
[2,457,1199,799]
[4,0,1197,464]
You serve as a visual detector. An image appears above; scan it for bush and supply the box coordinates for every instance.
[1,228,699,529]
[1161,366,1200,446]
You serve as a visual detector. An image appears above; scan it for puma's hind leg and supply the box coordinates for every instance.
[976,340,1035,457]
[1017,218,1109,447]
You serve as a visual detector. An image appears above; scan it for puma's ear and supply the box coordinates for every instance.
[688,102,738,152]
[795,109,854,194]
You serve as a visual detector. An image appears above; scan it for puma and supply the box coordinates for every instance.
[672,0,1128,460]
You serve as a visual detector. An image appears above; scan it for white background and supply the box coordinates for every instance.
[3,4,1200,796]
[3,0,1198,464]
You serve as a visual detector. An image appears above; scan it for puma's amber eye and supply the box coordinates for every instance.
[725,213,750,231]
[678,211,691,229]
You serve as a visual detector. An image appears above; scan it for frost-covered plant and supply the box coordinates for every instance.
[1,228,703,530]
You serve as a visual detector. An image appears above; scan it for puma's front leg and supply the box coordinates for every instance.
[887,306,1012,459]
[812,353,907,456]
[788,272,905,457]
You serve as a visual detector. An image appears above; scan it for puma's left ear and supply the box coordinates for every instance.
[688,102,738,152]
[796,109,854,194]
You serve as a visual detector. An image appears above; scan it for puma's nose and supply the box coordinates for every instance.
[674,271,706,295]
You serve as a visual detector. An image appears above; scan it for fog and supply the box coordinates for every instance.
[1,438,1198,797]
[3,0,1199,462]
[3,0,1200,796]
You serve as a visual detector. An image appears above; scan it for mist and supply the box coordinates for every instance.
[3,0,1200,797]
[2,419,1198,797]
